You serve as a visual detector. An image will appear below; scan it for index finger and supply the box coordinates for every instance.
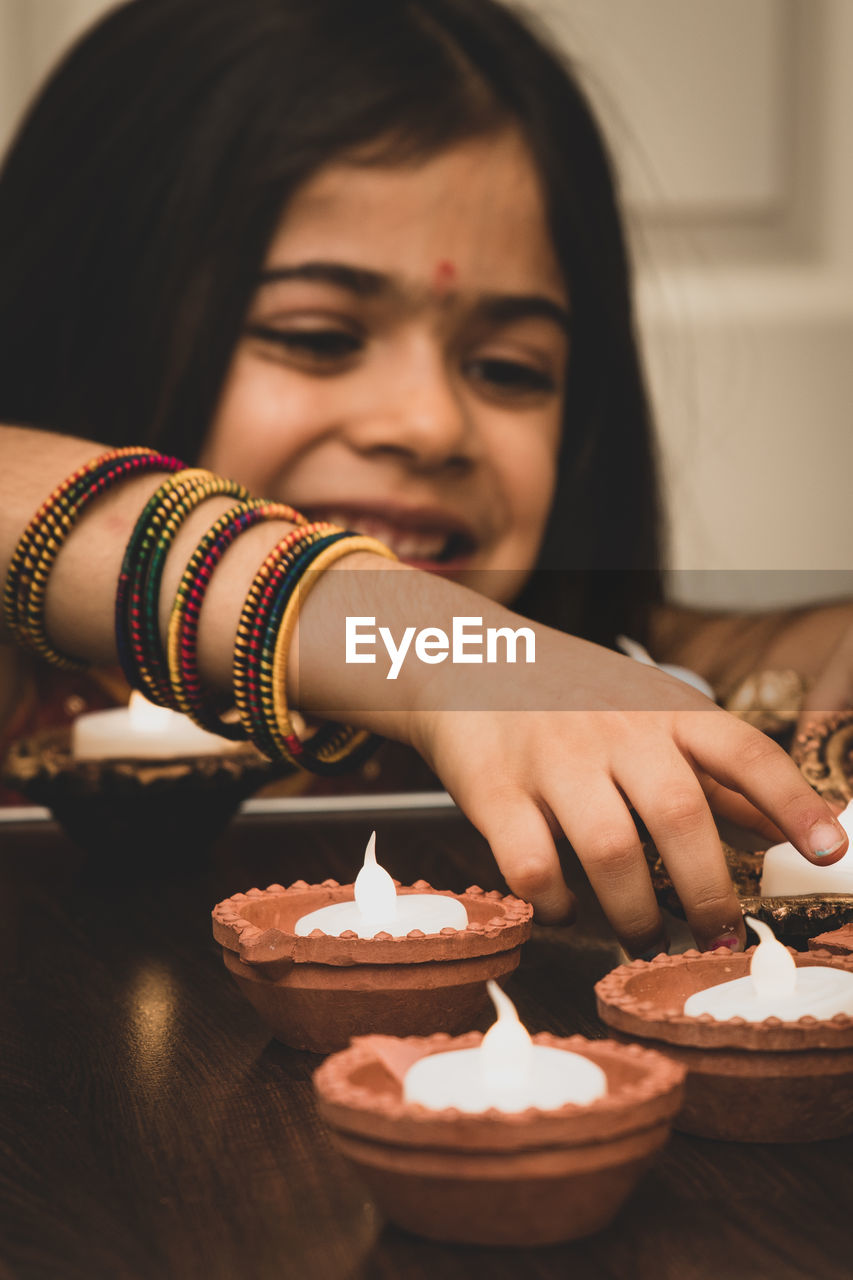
[680,711,848,866]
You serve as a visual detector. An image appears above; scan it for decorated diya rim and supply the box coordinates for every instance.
[792,708,853,804]
[596,947,853,1051]
[212,880,533,966]
[3,725,273,794]
[645,872,853,945]
[739,893,853,939]
[314,1030,686,1152]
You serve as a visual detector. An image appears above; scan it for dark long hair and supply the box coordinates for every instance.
[0,0,663,644]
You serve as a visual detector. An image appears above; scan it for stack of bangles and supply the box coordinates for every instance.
[4,447,397,774]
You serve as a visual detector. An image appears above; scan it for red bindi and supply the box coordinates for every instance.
[432,259,457,296]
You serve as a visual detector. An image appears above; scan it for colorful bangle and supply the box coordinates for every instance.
[232,525,340,757]
[4,448,184,669]
[270,534,398,772]
[6,447,398,776]
[166,499,309,738]
[115,469,251,706]
[235,528,348,762]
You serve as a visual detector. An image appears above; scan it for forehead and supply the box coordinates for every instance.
[264,130,565,301]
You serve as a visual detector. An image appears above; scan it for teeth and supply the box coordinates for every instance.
[391,532,448,560]
[314,512,453,561]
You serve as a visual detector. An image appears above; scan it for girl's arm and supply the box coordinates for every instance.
[2,425,847,955]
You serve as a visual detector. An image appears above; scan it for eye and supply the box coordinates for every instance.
[466,357,557,398]
[245,323,362,364]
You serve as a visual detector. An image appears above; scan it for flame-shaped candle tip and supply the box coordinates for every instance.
[481,980,532,1100]
[354,831,398,924]
[745,915,797,1000]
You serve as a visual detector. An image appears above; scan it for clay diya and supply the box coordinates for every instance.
[809,923,853,955]
[595,947,853,1141]
[3,725,275,863]
[212,879,532,1053]
[644,709,853,947]
[313,1030,685,1246]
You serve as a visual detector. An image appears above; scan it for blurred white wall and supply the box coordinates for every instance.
[1,0,851,607]
[535,0,853,606]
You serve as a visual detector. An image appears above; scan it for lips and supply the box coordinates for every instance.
[299,504,478,568]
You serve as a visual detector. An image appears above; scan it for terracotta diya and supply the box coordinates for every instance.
[595,947,853,1142]
[3,725,275,863]
[212,880,532,1053]
[644,709,853,946]
[809,923,853,955]
[313,1030,685,1246]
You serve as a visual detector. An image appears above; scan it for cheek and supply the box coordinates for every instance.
[497,431,560,536]
[200,353,317,485]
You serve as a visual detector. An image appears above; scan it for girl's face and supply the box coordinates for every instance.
[201,130,569,604]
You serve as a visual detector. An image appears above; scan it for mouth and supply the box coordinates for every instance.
[299,504,478,569]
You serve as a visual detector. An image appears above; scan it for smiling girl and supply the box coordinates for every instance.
[1,0,851,955]
[202,130,568,603]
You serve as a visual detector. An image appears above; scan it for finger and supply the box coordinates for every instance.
[620,755,745,952]
[695,771,785,844]
[477,798,576,924]
[680,711,849,866]
[554,779,668,958]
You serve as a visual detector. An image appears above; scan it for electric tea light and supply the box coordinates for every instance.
[71,689,242,760]
[404,980,607,1111]
[596,935,853,1141]
[5,690,271,863]
[314,1018,685,1245]
[212,843,532,1053]
[683,916,853,1020]
[294,831,468,938]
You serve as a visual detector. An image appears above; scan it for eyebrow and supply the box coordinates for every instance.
[258,260,571,334]
[474,293,571,335]
[258,261,387,296]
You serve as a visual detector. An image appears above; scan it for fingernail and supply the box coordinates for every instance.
[808,822,846,858]
[707,932,740,952]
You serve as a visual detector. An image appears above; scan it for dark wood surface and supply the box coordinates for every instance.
[1,804,851,1280]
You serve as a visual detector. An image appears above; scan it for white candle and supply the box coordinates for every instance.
[71,691,242,760]
[403,982,607,1112]
[683,917,853,1021]
[760,800,853,896]
[294,832,469,938]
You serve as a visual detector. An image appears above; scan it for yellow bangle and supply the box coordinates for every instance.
[271,535,398,768]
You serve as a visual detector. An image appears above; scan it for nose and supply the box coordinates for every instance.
[342,338,479,473]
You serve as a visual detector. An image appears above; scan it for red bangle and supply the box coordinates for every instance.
[4,448,184,669]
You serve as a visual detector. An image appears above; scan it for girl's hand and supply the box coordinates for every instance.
[408,629,849,955]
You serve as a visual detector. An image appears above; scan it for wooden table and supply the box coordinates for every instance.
[1,802,851,1280]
